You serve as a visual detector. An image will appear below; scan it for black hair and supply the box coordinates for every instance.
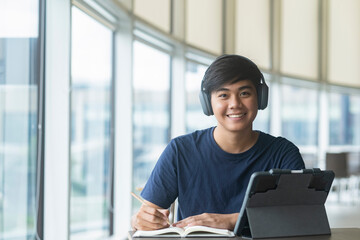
[202,54,263,95]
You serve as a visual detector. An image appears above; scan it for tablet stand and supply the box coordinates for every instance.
[236,169,334,239]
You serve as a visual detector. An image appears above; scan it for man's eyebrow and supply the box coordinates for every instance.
[215,85,253,92]
[238,85,253,90]
[215,87,230,92]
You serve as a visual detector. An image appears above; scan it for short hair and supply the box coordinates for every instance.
[202,54,264,95]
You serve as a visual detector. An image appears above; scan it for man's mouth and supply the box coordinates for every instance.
[227,113,246,118]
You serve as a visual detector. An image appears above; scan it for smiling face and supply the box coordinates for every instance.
[211,79,258,135]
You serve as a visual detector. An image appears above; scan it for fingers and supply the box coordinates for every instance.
[173,213,210,228]
[173,213,235,230]
[142,205,169,219]
[158,208,170,217]
[133,205,170,231]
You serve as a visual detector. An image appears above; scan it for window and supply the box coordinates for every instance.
[70,7,113,239]
[280,79,319,168]
[281,80,318,146]
[329,92,360,146]
[132,40,171,213]
[185,61,216,133]
[0,0,40,239]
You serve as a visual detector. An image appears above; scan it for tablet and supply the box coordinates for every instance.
[234,168,334,239]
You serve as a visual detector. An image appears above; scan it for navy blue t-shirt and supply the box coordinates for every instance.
[141,127,305,221]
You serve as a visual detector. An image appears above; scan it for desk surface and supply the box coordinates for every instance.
[128,228,360,240]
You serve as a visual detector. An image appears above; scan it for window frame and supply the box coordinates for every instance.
[43,0,71,239]
[36,0,46,238]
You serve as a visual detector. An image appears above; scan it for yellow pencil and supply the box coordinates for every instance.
[131,192,170,225]
[131,192,147,205]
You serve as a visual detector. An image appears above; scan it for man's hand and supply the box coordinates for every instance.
[172,213,238,230]
[131,202,170,231]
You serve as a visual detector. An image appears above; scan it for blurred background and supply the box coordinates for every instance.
[0,0,360,239]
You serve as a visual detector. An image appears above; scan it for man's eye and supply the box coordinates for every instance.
[240,92,250,96]
[219,93,227,98]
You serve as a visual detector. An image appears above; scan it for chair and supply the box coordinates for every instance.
[325,152,349,202]
[301,153,317,168]
[169,199,178,224]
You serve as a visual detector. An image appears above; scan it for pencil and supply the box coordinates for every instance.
[131,191,171,225]
[131,192,147,205]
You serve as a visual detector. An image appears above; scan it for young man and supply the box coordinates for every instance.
[131,55,305,231]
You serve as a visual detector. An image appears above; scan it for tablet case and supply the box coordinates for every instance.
[234,168,335,239]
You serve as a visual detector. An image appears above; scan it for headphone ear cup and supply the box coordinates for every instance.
[257,82,269,110]
[199,91,213,116]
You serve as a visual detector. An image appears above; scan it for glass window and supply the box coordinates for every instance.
[329,92,360,146]
[132,40,170,213]
[0,1,39,239]
[185,61,216,133]
[70,7,113,239]
[281,81,318,146]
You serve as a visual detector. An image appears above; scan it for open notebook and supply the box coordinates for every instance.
[133,225,235,238]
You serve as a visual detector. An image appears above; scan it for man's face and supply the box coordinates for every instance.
[210,79,258,134]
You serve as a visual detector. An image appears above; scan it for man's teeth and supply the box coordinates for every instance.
[228,114,245,118]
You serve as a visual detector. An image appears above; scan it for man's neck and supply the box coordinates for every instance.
[213,127,259,154]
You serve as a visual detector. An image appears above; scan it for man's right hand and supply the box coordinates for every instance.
[132,202,170,231]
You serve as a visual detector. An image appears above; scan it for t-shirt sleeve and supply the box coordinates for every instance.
[140,140,179,209]
[279,140,305,170]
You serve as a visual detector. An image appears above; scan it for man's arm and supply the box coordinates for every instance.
[131,200,170,231]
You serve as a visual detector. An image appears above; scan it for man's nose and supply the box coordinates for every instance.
[229,95,242,108]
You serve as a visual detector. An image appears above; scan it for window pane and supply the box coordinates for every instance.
[0,1,39,239]
[329,92,360,145]
[185,61,216,133]
[70,7,113,239]
[0,1,38,38]
[281,81,318,146]
[132,40,170,213]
